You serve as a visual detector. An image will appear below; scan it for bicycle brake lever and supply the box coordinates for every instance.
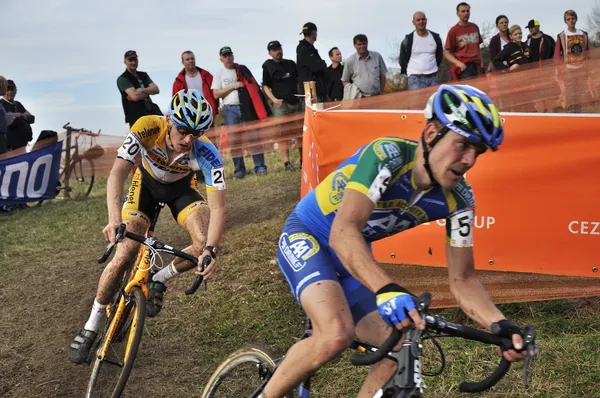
[521,325,536,387]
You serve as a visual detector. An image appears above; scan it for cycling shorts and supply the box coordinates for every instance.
[122,167,208,228]
[277,210,377,325]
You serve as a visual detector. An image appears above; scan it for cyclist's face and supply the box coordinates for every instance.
[168,123,197,152]
[427,129,486,190]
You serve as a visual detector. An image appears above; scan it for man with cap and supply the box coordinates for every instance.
[296,22,328,102]
[1,80,35,151]
[262,40,302,171]
[525,19,555,64]
[116,50,161,128]
[212,46,269,178]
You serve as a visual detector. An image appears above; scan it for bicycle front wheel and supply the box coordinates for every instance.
[69,158,95,199]
[86,286,146,398]
[202,345,292,398]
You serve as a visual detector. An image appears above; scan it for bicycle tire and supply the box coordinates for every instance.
[201,345,292,398]
[69,158,95,199]
[85,286,146,398]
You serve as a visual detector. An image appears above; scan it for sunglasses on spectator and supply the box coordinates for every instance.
[175,125,205,138]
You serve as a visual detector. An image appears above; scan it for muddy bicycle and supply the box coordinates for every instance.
[201,292,536,398]
[37,122,104,205]
[84,202,206,398]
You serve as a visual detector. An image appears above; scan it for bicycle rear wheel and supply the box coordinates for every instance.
[202,345,292,398]
[69,158,95,199]
[85,286,145,398]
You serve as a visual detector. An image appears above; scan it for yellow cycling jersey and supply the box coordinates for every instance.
[117,115,225,191]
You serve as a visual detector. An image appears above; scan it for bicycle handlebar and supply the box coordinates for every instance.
[97,224,206,295]
[351,327,403,366]
[351,292,536,393]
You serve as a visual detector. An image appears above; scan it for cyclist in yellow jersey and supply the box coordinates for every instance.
[69,90,226,364]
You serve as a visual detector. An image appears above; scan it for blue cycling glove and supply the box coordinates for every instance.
[376,283,416,326]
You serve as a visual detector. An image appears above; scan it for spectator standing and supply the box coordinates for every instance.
[554,10,594,113]
[212,46,270,178]
[1,80,35,151]
[262,40,302,171]
[117,50,161,128]
[327,47,344,101]
[444,2,484,81]
[399,11,443,90]
[172,51,218,116]
[342,34,388,97]
[492,25,530,71]
[525,19,555,64]
[0,76,7,154]
[489,15,510,71]
[296,22,329,102]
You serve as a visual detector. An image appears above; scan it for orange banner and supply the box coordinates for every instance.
[301,108,600,278]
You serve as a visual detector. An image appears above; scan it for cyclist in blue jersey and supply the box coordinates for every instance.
[262,84,529,397]
[69,90,226,364]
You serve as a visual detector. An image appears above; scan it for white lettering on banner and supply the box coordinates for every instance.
[0,155,53,199]
[27,155,53,198]
[568,221,600,235]
[1,161,28,197]
[433,216,495,229]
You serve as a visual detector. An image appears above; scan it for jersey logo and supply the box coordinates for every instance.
[136,125,161,139]
[363,210,417,238]
[329,172,348,205]
[373,140,402,162]
[279,233,320,272]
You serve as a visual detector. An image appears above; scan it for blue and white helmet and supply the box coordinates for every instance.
[424,84,504,151]
[169,89,213,132]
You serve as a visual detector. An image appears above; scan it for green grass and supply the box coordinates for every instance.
[0,151,598,397]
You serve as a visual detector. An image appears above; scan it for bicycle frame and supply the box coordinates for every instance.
[97,203,163,361]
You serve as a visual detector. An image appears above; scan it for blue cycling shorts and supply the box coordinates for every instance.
[277,210,377,325]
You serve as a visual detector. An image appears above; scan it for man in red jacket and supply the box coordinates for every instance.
[172,51,218,115]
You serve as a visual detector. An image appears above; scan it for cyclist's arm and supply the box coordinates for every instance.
[105,158,134,235]
[205,189,226,249]
[446,245,505,330]
[329,189,393,292]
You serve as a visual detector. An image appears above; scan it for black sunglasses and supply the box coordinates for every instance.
[176,125,205,138]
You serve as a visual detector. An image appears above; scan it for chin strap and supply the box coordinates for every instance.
[420,125,450,187]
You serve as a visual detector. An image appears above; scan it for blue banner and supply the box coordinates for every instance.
[0,142,62,206]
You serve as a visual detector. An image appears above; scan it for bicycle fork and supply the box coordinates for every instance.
[374,329,426,398]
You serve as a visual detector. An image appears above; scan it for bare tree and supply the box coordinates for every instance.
[586,0,600,47]
[480,20,497,46]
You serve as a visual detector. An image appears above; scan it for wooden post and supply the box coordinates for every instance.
[303,81,323,110]
[63,126,72,198]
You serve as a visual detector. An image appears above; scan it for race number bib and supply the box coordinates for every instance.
[117,133,141,163]
[211,166,225,190]
[448,209,474,247]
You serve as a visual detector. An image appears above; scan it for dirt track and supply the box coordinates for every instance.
[1,170,599,398]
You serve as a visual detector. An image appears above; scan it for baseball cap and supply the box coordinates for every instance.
[124,50,138,59]
[219,46,233,56]
[6,80,16,90]
[267,40,282,51]
[525,19,540,28]
[300,22,317,35]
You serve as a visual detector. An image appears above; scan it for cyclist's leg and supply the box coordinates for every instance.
[157,173,209,278]
[340,275,402,398]
[262,212,355,397]
[69,170,153,363]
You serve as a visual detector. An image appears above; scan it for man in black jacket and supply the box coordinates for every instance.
[1,80,35,151]
[399,12,443,90]
[525,19,555,64]
[117,50,162,128]
[296,22,328,102]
